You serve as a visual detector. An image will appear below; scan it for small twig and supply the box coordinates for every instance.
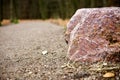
[61,60,76,69]
[89,66,120,71]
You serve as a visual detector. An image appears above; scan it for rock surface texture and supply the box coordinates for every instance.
[65,7,120,62]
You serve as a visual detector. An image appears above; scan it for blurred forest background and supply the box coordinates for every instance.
[0,0,120,25]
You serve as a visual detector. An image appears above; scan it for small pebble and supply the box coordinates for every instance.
[103,62,107,66]
[42,50,48,55]
[103,72,115,78]
[28,71,32,74]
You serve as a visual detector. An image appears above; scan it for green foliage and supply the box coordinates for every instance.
[64,26,67,31]
[10,18,19,24]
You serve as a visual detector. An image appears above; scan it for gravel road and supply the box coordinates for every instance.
[0,21,120,80]
[0,21,68,80]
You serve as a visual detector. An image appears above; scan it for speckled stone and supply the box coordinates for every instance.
[65,7,120,62]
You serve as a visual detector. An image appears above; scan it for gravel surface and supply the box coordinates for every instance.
[0,21,68,80]
[0,21,120,80]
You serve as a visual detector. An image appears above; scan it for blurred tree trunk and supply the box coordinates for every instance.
[10,0,13,22]
[0,0,3,26]
[38,0,48,19]
[103,0,107,6]
[65,0,74,18]
[80,0,85,8]
[90,0,95,8]
[2,0,119,19]
[72,0,80,9]
[47,0,59,18]
[10,0,18,23]
[29,0,39,19]
[58,0,65,19]
[85,0,91,8]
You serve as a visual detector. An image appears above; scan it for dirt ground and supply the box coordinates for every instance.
[0,21,120,80]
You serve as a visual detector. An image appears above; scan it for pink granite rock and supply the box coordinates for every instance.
[65,7,120,62]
